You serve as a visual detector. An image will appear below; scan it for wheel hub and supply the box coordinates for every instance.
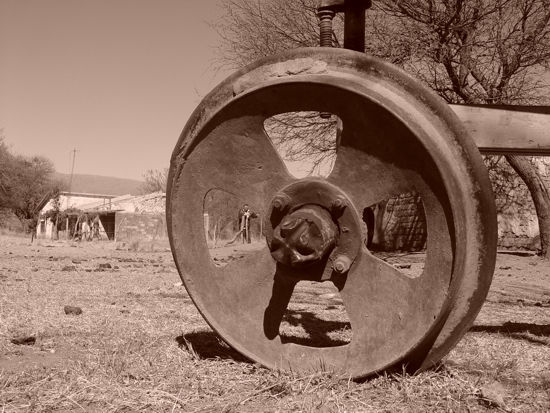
[265,179,362,280]
[270,204,338,267]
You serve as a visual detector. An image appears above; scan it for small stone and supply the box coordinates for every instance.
[61,265,76,272]
[499,265,511,270]
[64,305,83,315]
[534,302,542,307]
[395,263,412,269]
[72,259,81,264]
[11,335,36,346]
[98,263,112,269]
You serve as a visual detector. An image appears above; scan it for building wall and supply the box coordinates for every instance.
[114,212,167,242]
[376,157,549,252]
[376,193,427,251]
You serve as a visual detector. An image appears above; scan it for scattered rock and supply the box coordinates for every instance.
[64,305,83,315]
[120,309,130,314]
[98,263,112,270]
[499,265,511,270]
[534,301,542,307]
[395,263,412,269]
[10,335,36,346]
[71,259,81,264]
[478,381,507,409]
[61,265,76,272]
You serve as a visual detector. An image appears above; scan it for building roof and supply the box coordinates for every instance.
[80,192,166,214]
[59,191,117,199]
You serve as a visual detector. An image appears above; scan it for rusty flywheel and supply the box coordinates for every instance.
[167,48,497,379]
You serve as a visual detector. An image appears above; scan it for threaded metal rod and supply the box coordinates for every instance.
[317,10,335,47]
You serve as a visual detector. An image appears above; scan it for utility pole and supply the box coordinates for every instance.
[67,148,77,209]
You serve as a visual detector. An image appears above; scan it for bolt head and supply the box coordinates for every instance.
[330,196,347,215]
[333,254,351,273]
[272,194,291,212]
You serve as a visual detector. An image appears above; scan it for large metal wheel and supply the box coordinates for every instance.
[167,48,497,379]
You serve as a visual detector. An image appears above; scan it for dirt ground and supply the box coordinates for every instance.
[0,234,549,412]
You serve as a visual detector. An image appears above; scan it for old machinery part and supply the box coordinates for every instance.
[167,48,497,379]
[450,104,550,156]
[317,0,372,51]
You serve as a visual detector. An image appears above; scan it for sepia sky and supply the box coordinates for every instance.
[0,0,230,180]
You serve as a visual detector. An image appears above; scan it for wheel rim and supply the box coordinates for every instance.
[167,48,497,379]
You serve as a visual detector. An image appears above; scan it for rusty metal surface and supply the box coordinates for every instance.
[451,104,550,156]
[167,48,497,378]
[266,179,362,282]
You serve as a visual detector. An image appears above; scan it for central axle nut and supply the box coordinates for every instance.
[269,204,338,267]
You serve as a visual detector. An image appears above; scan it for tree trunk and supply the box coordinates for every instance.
[53,214,59,240]
[506,155,550,258]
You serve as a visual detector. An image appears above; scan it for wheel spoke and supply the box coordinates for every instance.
[184,115,294,209]
[328,144,416,209]
[335,248,445,373]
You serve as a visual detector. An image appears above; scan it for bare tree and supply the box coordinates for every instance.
[215,0,550,257]
[377,0,550,256]
[140,168,168,194]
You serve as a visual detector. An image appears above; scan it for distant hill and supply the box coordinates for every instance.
[54,173,143,196]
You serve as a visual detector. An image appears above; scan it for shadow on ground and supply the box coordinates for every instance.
[280,309,351,347]
[175,331,251,363]
[470,322,550,345]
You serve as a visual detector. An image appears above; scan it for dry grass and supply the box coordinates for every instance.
[0,235,548,412]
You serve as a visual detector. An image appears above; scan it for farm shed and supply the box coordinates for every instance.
[37,192,167,242]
